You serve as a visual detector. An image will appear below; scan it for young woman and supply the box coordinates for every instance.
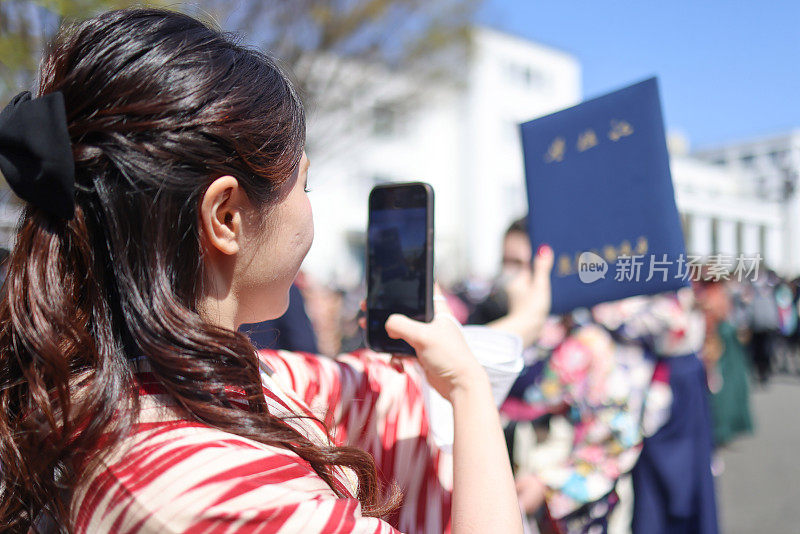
[0,8,553,533]
[695,279,754,448]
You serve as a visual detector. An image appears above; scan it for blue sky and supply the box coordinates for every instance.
[478,1,800,150]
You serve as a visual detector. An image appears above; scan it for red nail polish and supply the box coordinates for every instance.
[537,244,551,256]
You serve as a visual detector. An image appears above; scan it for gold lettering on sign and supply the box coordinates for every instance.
[554,236,651,277]
[544,137,566,163]
[603,245,618,262]
[577,129,599,152]
[558,254,573,276]
[608,119,634,141]
[635,236,648,255]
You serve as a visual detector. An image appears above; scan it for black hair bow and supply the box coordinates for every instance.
[0,91,75,219]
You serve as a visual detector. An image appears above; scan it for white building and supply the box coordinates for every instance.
[694,131,800,275]
[303,27,581,287]
[670,152,783,268]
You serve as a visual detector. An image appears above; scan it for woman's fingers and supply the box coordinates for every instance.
[433,284,450,317]
[385,313,428,347]
[531,245,554,290]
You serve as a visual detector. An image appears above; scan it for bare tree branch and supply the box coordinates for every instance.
[207,0,481,166]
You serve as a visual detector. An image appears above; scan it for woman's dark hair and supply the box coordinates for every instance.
[0,8,399,530]
[505,217,528,238]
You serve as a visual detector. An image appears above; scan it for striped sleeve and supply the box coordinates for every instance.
[72,420,401,534]
[257,350,453,534]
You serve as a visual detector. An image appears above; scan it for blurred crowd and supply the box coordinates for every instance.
[229,217,800,534]
[698,269,800,385]
[245,230,800,391]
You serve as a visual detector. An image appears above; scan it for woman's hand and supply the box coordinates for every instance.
[368,289,524,533]
[384,289,487,402]
[489,244,554,347]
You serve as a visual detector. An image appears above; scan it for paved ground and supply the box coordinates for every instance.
[716,374,800,533]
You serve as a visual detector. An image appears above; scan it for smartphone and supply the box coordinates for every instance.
[366,182,434,355]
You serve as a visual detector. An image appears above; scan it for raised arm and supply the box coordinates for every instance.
[384,311,524,534]
[380,246,554,534]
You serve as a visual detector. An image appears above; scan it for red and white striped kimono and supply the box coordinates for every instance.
[71,349,453,533]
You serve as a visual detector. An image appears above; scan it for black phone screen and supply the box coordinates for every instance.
[366,183,433,354]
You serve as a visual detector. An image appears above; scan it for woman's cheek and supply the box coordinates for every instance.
[302,199,314,251]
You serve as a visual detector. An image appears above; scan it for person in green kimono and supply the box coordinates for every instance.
[695,277,754,447]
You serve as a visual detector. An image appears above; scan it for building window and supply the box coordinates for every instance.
[741,153,756,166]
[506,62,546,90]
[770,150,787,166]
[681,212,693,253]
[736,221,744,256]
[710,218,719,255]
[782,168,797,198]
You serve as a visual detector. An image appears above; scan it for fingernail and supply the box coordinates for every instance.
[537,244,551,256]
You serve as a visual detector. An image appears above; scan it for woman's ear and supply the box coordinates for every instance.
[199,175,244,256]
